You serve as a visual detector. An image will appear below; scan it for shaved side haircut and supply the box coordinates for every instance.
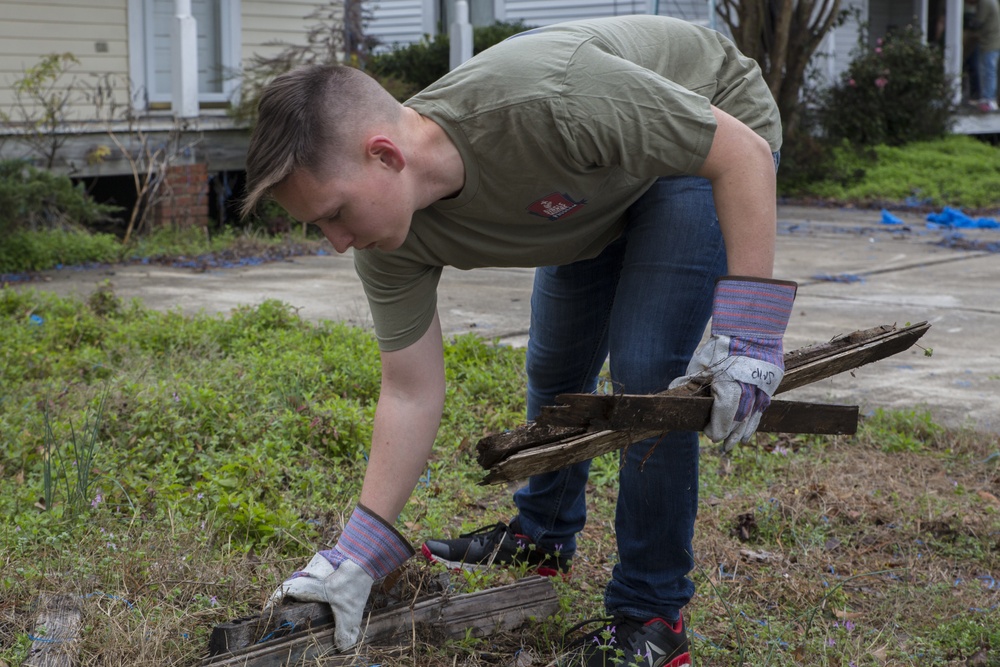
[240,65,402,218]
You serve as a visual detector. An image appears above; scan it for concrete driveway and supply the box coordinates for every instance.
[15,205,1000,433]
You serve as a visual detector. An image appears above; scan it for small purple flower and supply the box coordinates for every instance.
[844,620,855,632]
[91,493,103,508]
[827,638,836,647]
[173,392,180,402]
[210,596,218,607]
[197,493,204,500]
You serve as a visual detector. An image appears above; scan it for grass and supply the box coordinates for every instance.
[784,135,1000,211]
[1,288,997,665]
[0,224,330,276]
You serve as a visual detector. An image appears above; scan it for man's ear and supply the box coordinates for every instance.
[367,135,406,172]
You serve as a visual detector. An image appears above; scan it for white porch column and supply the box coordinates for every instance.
[172,0,199,119]
[450,0,473,70]
[944,0,964,104]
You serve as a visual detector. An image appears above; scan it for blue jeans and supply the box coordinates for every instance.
[979,49,999,101]
[513,173,727,622]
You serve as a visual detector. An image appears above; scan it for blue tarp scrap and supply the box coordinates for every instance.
[925,207,1000,230]
[881,207,1000,230]
[881,209,905,225]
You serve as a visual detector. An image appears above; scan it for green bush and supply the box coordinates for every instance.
[0,229,121,273]
[367,20,534,96]
[0,160,121,233]
[818,24,957,146]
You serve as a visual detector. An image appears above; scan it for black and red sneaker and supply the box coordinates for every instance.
[552,615,691,667]
[421,519,570,577]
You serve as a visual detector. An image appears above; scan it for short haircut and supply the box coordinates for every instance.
[240,65,401,218]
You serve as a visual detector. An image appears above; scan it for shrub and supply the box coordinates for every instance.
[367,20,534,97]
[818,24,957,146]
[0,160,121,234]
[0,229,121,274]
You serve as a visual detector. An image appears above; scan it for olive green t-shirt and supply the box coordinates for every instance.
[356,15,782,351]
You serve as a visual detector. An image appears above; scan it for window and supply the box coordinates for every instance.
[128,0,241,110]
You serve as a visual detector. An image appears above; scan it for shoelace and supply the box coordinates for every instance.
[459,521,512,545]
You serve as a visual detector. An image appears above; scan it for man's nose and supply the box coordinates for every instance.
[322,227,353,254]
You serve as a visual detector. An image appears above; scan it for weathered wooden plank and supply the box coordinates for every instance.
[24,594,82,667]
[775,322,930,393]
[481,400,859,484]
[208,604,334,656]
[482,400,860,485]
[476,423,587,469]
[539,396,858,435]
[202,576,559,667]
[477,323,929,484]
[663,321,931,398]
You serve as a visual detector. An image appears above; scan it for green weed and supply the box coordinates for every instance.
[1,288,998,666]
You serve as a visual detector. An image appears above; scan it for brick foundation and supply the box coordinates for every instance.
[153,162,209,228]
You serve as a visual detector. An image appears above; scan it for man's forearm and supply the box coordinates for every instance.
[700,106,778,279]
[358,314,446,523]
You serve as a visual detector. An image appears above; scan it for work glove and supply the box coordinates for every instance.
[268,503,414,651]
[669,276,797,451]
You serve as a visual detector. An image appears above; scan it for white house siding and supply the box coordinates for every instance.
[0,0,130,118]
[240,1,331,64]
[651,0,712,27]
[502,0,649,26]
[364,0,435,51]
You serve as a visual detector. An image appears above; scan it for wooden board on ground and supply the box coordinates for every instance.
[24,594,82,667]
[202,576,559,667]
[477,322,930,484]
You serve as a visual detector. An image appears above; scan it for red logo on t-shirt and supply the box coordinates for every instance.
[526,192,586,220]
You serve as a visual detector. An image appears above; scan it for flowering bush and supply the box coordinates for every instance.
[819,24,957,146]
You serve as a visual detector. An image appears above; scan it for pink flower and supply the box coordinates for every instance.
[875,76,889,90]
[848,79,856,87]
[875,47,883,54]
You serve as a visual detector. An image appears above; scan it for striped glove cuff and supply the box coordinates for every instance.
[321,503,415,580]
[711,276,797,338]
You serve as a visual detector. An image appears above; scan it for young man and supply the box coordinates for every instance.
[242,15,796,666]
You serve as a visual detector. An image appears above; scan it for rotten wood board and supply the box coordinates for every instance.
[477,322,929,483]
[480,402,860,486]
[24,594,82,667]
[208,571,450,655]
[478,322,927,470]
[772,321,930,394]
[537,396,859,435]
[201,576,559,667]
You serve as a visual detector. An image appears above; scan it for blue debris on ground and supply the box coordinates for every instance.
[1,240,330,284]
[935,232,1000,253]
[809,273,866,283]
[881,206,1000,230]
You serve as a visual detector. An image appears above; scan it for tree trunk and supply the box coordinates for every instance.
[716,0,843,142]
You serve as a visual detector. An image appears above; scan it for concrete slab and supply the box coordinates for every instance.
[10,205,1000,433]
